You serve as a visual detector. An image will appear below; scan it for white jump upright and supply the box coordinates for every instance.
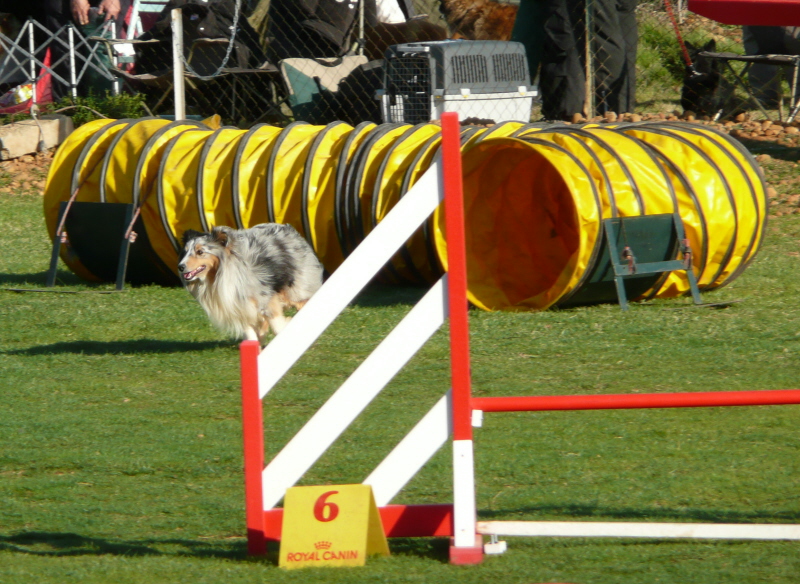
[239,111,483,564]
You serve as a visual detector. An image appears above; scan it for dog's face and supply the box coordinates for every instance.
[178,228,229,283]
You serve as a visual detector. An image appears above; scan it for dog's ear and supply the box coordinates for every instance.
[703,38,716,52]
[181,229,204,248]
[211,226,231,247]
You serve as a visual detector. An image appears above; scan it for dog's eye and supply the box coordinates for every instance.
[197,249,204,256]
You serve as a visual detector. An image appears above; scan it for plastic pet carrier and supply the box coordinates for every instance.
[380,40,534,124]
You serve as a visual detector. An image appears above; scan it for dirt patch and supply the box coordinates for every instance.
[0,150,53,196]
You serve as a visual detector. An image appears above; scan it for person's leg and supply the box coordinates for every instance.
[590,0,625,114]
[540,0,585,119]
[74,0,131,96]
[616,0,637,114]
[745,25,783,108]
[781,27,800,103]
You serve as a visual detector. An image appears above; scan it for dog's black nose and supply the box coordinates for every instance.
[178,263,186,272]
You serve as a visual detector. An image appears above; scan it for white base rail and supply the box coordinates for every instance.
[478,521,800,540]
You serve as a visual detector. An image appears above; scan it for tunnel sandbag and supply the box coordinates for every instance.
[618,125,737,292]
[65,119,144,281]
[102,120,210,281]
[97,122,215,286]
[133,122,211,273]
[43,118,118,282]
[514,130,678,306]
[516,128,646,303]
[44,117,116,229]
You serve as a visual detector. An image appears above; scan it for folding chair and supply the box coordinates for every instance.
[699,50,800,123]
[279,56,368,124]
[111,38,285,124]
[0,19,117,102]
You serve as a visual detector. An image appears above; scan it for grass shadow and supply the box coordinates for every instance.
[478,503,800,524]
[735,138,800,161]
[0,531,450,564]
[3,339,231,356]
[0,270,86,287]
[388,537,451,563]
[0,531,248,560]
[352,282,429,308]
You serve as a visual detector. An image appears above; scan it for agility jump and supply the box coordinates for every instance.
[239,112,800,565]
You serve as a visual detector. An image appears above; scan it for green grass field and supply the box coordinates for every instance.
[2,149,800,583]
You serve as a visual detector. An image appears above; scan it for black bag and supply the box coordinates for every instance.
[336,59,384,124]
[136,0,266,76]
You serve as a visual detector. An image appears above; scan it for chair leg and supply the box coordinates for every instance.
[725,61,772,121]
[788,60,800,124]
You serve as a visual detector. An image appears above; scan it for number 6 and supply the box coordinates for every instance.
[313,490,340,522]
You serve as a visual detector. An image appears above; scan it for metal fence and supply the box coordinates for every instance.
[2,0,798,126]
[0,18,120,106]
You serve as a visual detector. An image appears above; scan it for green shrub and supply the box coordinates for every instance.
[52,91,148,126]
[638,18,686,86]
[0,91,147,127]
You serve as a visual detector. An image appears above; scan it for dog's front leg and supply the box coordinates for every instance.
[245,327,260,342]
[265,295,291,335]
[256,320,272,347]
[267,314,291,335]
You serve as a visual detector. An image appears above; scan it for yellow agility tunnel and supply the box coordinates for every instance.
[44,118,768,310]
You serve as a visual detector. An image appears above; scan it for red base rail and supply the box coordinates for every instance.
[260,504,454,542]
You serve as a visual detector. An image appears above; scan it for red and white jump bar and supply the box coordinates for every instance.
[240,112,800,567]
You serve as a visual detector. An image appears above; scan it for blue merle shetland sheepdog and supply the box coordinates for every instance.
[179,224,323,346]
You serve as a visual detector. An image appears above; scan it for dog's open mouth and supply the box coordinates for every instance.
[183,266,206,280]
